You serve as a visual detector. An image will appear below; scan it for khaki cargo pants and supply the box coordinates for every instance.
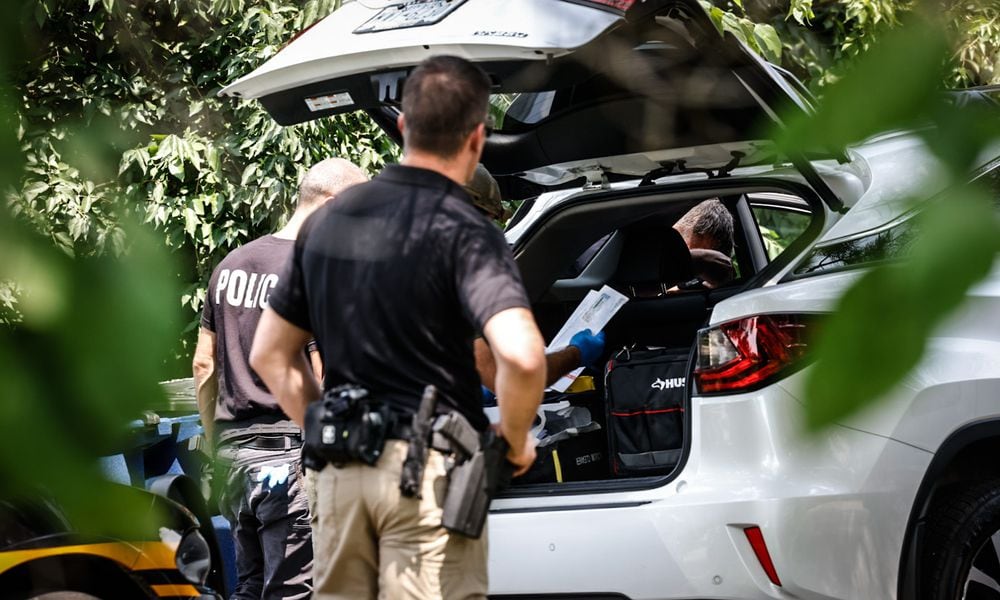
[306,440,488,600]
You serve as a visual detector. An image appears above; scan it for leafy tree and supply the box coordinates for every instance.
[705,0,999,89]
[8,0,399,367]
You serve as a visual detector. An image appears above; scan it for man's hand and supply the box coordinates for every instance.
[477,327,606,393]
[506,432,537,477]
[569,329,606,367]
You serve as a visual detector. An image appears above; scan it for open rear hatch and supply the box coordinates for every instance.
[221,0,845,209]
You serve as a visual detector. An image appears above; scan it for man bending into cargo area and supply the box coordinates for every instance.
[250,55,546,600]
[462,164,607,395]
[672,198,735,288]
[192,158,368,600]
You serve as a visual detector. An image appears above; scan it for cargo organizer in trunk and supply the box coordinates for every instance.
[507,341,694,488]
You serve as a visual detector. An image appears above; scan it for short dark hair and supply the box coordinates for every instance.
[674,199,734,256]
[401,56,491,157]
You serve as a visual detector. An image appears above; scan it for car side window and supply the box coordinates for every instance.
[751,204,811,260]
[792,215,919,277]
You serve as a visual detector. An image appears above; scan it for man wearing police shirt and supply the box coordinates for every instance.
[194,158,368,599]
[251,56,546,600]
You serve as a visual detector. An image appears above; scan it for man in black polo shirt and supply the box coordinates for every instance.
[250,56,546,600]
[192,158,368,599]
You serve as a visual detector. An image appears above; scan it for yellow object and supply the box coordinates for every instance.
[552,450,563,483]
[0,540,176,573]
[566,375,595,393]
[152,584,201,597]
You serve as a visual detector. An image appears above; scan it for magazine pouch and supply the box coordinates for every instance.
[604,347,687,475]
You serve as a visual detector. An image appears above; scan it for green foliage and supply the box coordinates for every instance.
[943,1,1000,86]
[778,17,951,151]
[804,186,1000,428]
[754,209,811,259]
[0,0,185,534]
[773,9,1000,429]
[708,0,999,90]
[11,0,399,366]
[700,0,784,62]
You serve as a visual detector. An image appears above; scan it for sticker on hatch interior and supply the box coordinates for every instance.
[305,92,355,112]
[354,0,468,35]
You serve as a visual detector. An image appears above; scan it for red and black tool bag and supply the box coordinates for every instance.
[604,347,688,476]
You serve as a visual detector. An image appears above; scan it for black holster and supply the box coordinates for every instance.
[396,387,513,539]
[303,384,393,467]
[436,413,513,539]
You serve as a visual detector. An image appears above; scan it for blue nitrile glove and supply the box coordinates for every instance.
[569,329,606,368]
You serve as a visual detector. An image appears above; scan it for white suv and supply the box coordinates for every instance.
[222,1,1000,598]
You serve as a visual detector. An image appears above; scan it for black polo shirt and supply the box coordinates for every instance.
[268,164,530,430]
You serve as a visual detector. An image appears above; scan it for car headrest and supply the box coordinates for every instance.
[614,227,693,296]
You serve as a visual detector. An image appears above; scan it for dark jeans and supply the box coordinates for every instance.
[217,440,313,600]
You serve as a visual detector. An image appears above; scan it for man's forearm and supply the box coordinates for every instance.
[250,308,319,429]
[474,338,498,391]
[256,354,321,428]
[309,349,324,388]
[194,371,218,444]
[487,313,546,454]
[192,328,218,446]
[494,359,545,453]
[545,346,581,387]
[478,341,579,392]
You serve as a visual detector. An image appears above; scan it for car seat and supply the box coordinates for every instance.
[612,225,694,298]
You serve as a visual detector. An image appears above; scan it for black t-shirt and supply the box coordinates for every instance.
[268,165,529,431]
[201,235,299,432]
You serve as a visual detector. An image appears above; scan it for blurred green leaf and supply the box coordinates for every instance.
[804,185,1000,429]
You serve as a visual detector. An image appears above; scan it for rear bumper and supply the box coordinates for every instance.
[487,386,932,599]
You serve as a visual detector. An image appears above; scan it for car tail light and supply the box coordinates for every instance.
[694,314,816,394]
[744,526,782,586]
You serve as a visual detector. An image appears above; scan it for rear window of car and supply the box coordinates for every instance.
[792,215,919,277]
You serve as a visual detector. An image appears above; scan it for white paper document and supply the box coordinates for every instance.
[546,284,628,392]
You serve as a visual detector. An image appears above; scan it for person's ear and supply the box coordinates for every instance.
[468,122,486,157]
[397,113,406,136]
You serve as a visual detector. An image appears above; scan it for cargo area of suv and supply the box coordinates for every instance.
[497,179,822,490]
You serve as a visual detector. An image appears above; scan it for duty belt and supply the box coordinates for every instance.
[220,433,302,451]
[241,434,302,451]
